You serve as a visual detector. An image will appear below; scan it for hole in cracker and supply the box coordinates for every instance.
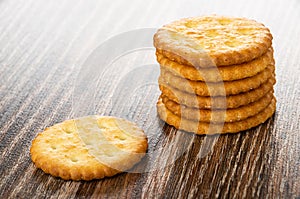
[186,31,197,35]
[65,130,72,134]
[218,19,231,25]
[71,158,78,162]
[224,40,241,48]
[206,29,218,37]
[238,28,252,35]
[51,145,57,150]
[114,135,126,141]
[185,21,199,28]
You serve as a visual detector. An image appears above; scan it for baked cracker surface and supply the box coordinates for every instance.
[154,15,273,67]
[30,116,148,181]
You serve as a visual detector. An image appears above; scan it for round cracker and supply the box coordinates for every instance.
[159,77,275,109]
[160,91,274,123]
[156,48,274,82]
[157,98,276,134]
[30,116,148,181]
[159,64,274,96]
[154,15,273,67]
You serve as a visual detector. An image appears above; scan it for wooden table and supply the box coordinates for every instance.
[0,0,299,198]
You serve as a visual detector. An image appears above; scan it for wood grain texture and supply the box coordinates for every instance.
[0,0,299,198]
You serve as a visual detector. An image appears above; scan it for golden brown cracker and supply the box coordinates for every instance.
[30,116,148,181]
[154,15,273,67]
[159,64,274,96]
[157,98,276,134]
[160,91,274,123]
[159,77,275,109]
[156,48,274,82]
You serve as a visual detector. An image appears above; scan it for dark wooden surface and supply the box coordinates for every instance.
[0,0,299,198]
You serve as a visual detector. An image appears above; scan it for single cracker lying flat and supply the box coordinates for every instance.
[159,77,275,109]
[157,98,276,134]
[159,64,274,96]
[157,48,274,82]
[30,116,148,181]
[160,91,273,123]
[154,15,273,67]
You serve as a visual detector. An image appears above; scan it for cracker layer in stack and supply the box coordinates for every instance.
[154,15,276,134]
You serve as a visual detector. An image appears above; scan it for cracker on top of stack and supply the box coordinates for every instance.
[154,15,276,135]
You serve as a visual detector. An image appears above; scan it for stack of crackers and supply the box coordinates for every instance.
[154,15,276,134]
